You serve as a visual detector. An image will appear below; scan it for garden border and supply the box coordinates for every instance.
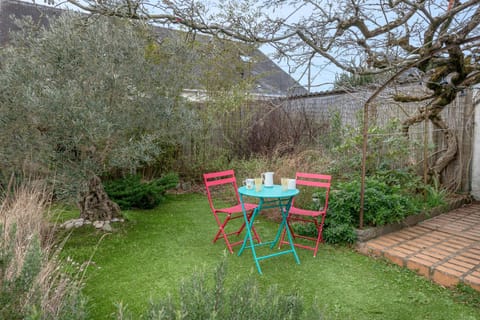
[355,195,472,242]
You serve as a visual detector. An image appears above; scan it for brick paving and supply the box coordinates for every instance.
[357,202,480,291]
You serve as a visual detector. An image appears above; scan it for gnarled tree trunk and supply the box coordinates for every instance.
[78,175,122,221]
[401,96,458,187]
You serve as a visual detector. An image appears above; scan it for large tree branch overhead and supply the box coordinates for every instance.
[61,0,480,186]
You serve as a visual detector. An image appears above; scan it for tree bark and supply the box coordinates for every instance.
[78,175,122,221]
[402,104,458,186]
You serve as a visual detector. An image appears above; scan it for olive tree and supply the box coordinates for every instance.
[61,0,480,186]
[0,13,195,206]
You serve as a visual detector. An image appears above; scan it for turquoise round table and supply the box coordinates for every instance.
[238,185,300,274]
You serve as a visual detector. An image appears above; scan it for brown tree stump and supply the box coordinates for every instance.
[78,175,122,221]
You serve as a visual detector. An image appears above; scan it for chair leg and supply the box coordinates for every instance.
[313,218,325,257]
[247,210,262,243]
[213,211,261,254]
[212,214,235,254]
[280,215,325,257]
[279,215,296,249]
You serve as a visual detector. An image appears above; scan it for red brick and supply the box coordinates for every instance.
[365,241,388,250]
[370,238,397,247]
[421,250,448,260]
[439,262,470,274]
[439,241,464,250]
[395,245,417,255]
[436,265,464,277]
[357,244,382,257]
[406,259,431,278]
[462,251,480,260]
[464,275,480,292]
[468,247,480,255]
[445,258,476,270]
[434,244,458,254]
[468,270,480,278]
[384,250,405,267]
[432,269,460,287]
[456,255,480,265]
[414,253,441,264]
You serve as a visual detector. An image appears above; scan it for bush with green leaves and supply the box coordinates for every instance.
[104,173,179,210]
[0,13,195,199]
[330,176,422,227]
[290,196,357,245]
[116,257,323,320]
[292,169,446,244]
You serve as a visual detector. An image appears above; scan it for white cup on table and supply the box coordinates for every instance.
[244,178,255,190]
[287,179,296,190]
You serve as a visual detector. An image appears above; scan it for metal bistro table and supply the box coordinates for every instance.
[238,185,300,274]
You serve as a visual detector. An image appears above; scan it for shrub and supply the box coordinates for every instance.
[0,184,87,320]
[116,257,324,320]
[104,173,179,210]
[329,176,422,227]
[291,169,447,244]
[291,209,357,245]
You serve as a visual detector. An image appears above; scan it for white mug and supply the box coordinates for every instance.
[244,178,255,190]
[287,179,296,190]
[262,172,274,187]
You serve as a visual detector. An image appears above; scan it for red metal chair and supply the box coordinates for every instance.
[280,172,331,257]
[203,170,261,253]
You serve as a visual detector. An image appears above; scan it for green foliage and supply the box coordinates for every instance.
[0,186,88,320]
[323,222,357,244]
[453,283,480,308]
[0,14,195,199]
[0,225,86,320]
[292,168,447,244]
[60,193,480,319]
[104,173,179,209]
[417,179,448,209]
[291,206,357,245]
[333,71,395,90]
[329,175,421,227]
[333,72,377,89]
[329,119,413,177]
[118,257,321,320]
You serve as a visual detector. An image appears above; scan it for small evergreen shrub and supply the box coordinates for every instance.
[117,257,324,320]
[104,173,179,210]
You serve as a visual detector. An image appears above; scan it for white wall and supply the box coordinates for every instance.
[472,88,480,200]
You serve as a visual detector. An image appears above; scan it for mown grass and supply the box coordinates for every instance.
[59,193,480,319]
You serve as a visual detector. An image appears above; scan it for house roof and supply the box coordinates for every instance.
[0,0,307,97]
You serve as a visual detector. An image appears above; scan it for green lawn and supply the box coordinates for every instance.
[60,193,480,319]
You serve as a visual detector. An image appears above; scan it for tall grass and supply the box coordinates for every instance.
[0,183,87,319]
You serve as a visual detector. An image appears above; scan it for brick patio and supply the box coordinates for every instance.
[357,202,480,291]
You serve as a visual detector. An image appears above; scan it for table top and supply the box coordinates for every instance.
[238,185,299,198]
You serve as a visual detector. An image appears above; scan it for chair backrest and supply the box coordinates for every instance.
[293,172,332,212]
[203,170,240,211]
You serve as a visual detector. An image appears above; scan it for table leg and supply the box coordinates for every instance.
[272,197,300,264]
[238,195,264,274]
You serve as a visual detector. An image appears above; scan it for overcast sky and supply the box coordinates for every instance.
[256,3,337,91]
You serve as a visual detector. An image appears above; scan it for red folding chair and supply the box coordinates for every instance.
[280,172,331,257]
[203,170,261,253]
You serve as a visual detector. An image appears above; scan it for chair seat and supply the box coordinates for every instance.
[289,206,325,217]
[216,203,257,214]
[280,172,331,257]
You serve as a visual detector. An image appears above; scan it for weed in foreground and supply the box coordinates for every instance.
[0,184,87,319]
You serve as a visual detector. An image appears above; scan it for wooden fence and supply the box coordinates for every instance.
[281,84,475,193]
